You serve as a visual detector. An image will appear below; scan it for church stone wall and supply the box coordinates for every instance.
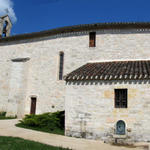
[65,80,150,142]
[0,29,150,117]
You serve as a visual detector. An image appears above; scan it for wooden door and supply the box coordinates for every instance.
[30,97,36,115]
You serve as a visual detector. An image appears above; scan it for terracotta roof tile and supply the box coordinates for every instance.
[64,60,150,81]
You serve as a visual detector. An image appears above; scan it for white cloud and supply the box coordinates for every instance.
[0,0,17,23]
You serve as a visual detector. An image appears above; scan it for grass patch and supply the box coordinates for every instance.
[16,111,64,135]
[0,111,17,120]
[0,136,71,150]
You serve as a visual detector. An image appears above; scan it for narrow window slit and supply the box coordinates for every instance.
[59,52,64,80]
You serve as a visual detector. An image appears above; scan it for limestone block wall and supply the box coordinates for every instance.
[7,58,30,118]
[65,80,150,142]
[0,29,150,117]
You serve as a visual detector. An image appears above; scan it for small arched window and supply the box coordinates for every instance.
[116,120,126,135]
[58,51,64,80]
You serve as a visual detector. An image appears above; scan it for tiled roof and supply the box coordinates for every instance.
[1,22,150,43]
[64,60,150,81]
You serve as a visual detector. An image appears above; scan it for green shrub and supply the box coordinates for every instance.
[0,111,6,117]
[20,111,65,132]
[0,111,17,120]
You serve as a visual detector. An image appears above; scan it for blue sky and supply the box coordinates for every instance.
[1,0,150,35]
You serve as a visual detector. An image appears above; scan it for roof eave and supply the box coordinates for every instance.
[1,22,150,43]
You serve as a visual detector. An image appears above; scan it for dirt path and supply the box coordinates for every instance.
[0,119,148,150]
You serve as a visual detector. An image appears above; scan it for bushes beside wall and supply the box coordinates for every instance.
[16,111,65,135]
[0,111,17,120]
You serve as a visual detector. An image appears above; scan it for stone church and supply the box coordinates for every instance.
[1,15,150,142]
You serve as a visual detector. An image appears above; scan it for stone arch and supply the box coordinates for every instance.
[0,15,12,38]
[2,20,8,37]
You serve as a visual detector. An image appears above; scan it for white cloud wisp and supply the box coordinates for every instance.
[0,0,17,23]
